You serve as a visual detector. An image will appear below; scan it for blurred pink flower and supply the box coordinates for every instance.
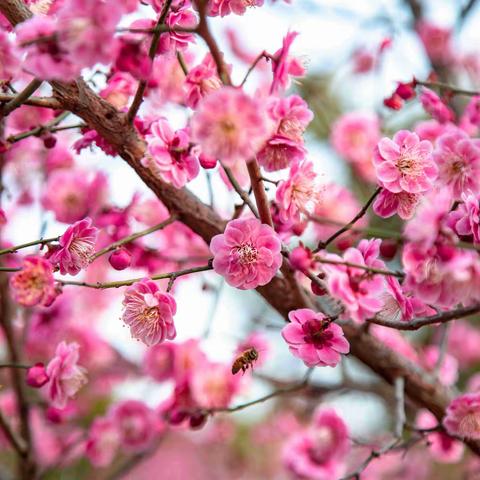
[373,130,437,194]
[209,0,264,16]
[283,408,350,480]
[444,392,480,439]
[121,279,177,346]
[210,218,282,289]
[376,276,414,323]
[143,343,175,382]
[282,308,349,367]
[370,324,419,362]
[26,363,49,388]
[144,119,199,188]
[270,31,305,94]
[421,345,458,387]
[158,7,196,54]
[0,30,20,80]
[191,87,270,167]
[10,256,57,307]
[45,341,87,409]
[417,21,453,65]
[433,130,480,199]
[184,53,222,108]
[420,88,455,124]
[416,410,464,463]
[86,417,120,467]
[48,218,98,275]
[111,400,157,452]
[448,321,480,368]
[449,192,480,242]
[276,160,322,222]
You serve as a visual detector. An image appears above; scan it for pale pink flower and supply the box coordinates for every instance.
[184,53,222,108]
[313,183,367,249]
[45,342,87,409]
[0,30,20,80]
[448,321,480,368]
[373,189,420,220]
[110,400,157,452]
[373,130,437,194]
[158,7,196,54]
[448,192,480,243]
[270,31,305,94]
[210,218,282,290]
[143,343,175,382]
[322,239,386,322]
[420,88,455,124]
[376,276,415,323]
[16,16,80,80]
[444,393,480,439]
[421,345,458,387]
[144,119,200,188]
[10,256,57,307]
[121,279,177,346]
[276,160,322,222]
[283,408,350,480]
[190,361,241,409]
[433,130,480,199]
[85,417,120,467]
[257,95,313,172]
[370,325,419,362]
[417,21,453,65]
[282,309,349,367]
[416,410,464,464]
[48,218,98,275]
[41,170,108,224]
[208,0,264,17]
[190,87,270,167]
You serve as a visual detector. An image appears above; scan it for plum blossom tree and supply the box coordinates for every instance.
[2,0,480,479]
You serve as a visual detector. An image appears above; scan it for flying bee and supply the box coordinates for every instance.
[231,347,259,375]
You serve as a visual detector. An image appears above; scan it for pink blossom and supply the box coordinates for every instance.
[85,417,120,467]
[114,39,151,80]
[208,0,264,17]
[417,21,453,65]
[376,276,415,323]
[16,16,80,80]
[109,248,132,270]
[416,410,464,464]
[144,119,199,188]
[41,170,108,224]
[172,339,207,383]
[433,130,480,199]
[10,256,57,307]
[448,321,480,368]
[414,119,451,144]
[184,53,222,108]
[143,343,175,381]
[420,88,455,124]
[373,130,437,194]
[110,400,157,452]
[276,160,322,222]
[282,309,349,367]
[421,346,458,387]
[45,342,87,409]
[210,218,282,290]
[444,392,480,439]
[313,183,367,249]
[373,189,420,220]
[257,95,313,172]
[100,71,137,109]
[26,363,49,388]
[48,218,98,276]
[121,279,177,346]
[270,31,305,94]
[190,87,270,167]
[0,30,20,80]
[322,239,386,322]
[190,361,241,409]
[448,192,480,243]
[370,325,419,362]
[463,95,480,128]
[289,244,315,272]
[45,143,74,173]
[158,7,196,54]
[283,408,350,480]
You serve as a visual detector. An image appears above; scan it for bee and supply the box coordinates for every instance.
[231,347,259,375]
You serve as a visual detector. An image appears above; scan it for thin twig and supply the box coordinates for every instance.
[0,94,61,110]
[315,256,404,278]
[222,166,258,218]
[416,80,479,97]
[1,79,43,116]
[239,51,268,87]
[0,236,58,256]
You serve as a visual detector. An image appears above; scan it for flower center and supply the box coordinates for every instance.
[237,243,258,265]
[397,154,422,176]
[459,411,480,438]
[302,319,333,347]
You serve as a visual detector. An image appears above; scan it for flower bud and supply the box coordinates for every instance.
[43,134,57,149]
[26,362,49,388]
[290,245,314,271]
[380,239,398,260]
[199,153,217,169]
[189,411,207,430]
[384,93,403,110]
[109,248,131,271]
[311,273,327,296]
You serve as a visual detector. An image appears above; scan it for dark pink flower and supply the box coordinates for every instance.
[144,119,199,188]
[289,245,315,272]
[109,248,132,271]
[121,279,177,346]
[433,130,480,199]
[85,416,120,467]
[270,31,305,94]
[48,218,98,276]
[444,393,480,439]
[184,53,222,108]
[283,408,350,480]
[45,342,87,409]
[110,400,157,452]
[373,189,420,220]
[114,39,151,80]
[210,218,282,290]
[373,130,437,194]
[282,309,349,367]
[420,88,455,124]
[26,363,49,388]
[191,87,270,167]
[10,256,57,307]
